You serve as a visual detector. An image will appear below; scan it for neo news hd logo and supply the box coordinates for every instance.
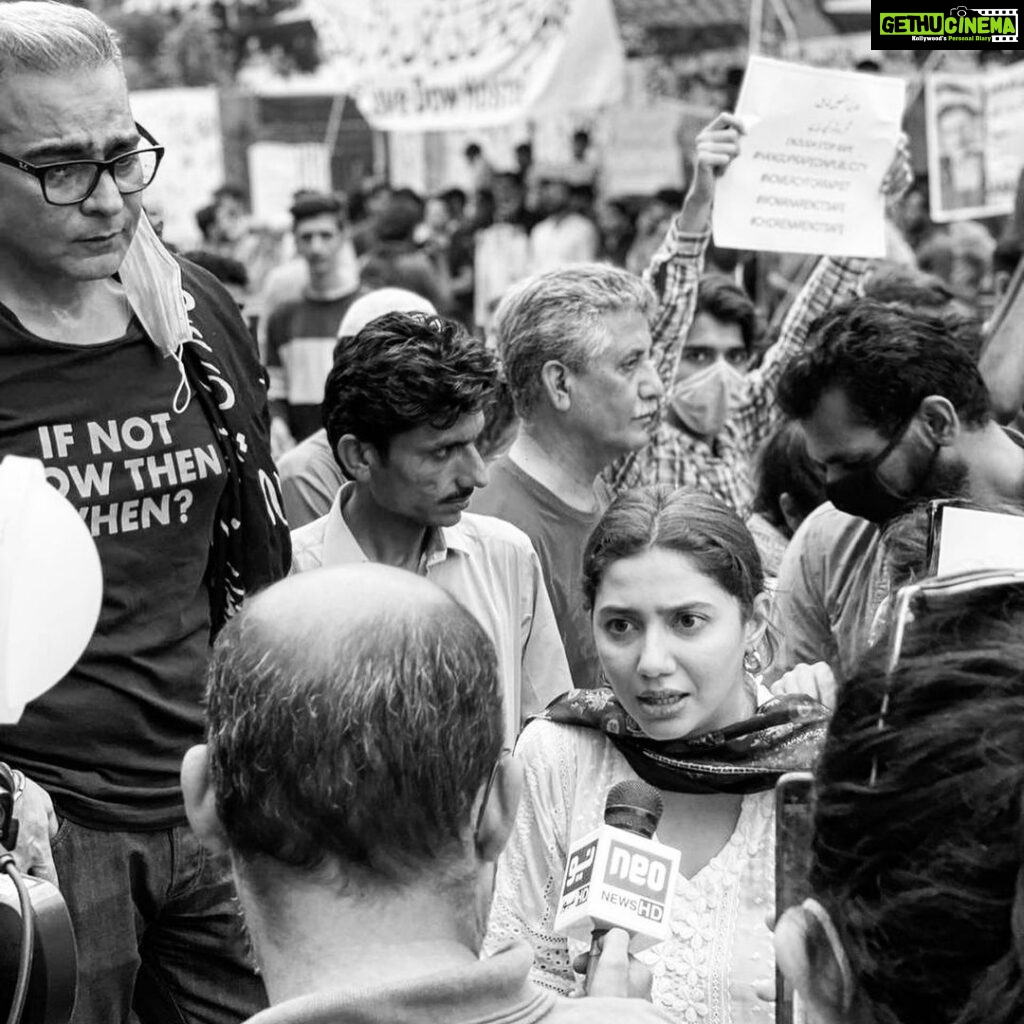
[872,4,1020,47]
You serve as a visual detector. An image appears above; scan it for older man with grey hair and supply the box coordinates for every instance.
[0,3,288,1021]
[471,264,662,688]
[472,115,756,687]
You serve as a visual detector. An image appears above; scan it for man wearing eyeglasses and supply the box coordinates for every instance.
[0,5,289,1023]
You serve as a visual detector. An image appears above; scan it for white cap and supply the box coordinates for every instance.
[337,288,437,340]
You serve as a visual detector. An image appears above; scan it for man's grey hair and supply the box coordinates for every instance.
[493,263,657,419]
[0,2,122,80]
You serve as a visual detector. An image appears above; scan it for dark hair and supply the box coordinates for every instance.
[323,311,499,456]
[751,420,825,535]
[439,187,467,211]
[195,203,216,239]
[694,275,759,351]
[862,261,959,311]
[182,250,249,289]
[491,171,522,189]
[994,235,1022,278]
[375,193,424,243]
[568,182,595,204]
[777,299,992,435]
[860,261,985,358]
[205,579,503,885]
[213,183,247,205]
[653,188,684,209]
[582,487,765,619]
[290,192,345,227]
[392,187,424,208]
[465,142,482,159]
[810,584,1024,1024]
[478,379,519,462]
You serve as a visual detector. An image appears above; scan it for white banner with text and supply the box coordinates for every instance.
[306,0,625,131]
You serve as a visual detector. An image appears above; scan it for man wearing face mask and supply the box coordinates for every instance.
[771,300,1023,678]
[608,126,912,516]
[667,275,758,439]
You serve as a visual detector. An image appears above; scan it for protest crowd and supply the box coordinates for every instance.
[2,4,1024,1024]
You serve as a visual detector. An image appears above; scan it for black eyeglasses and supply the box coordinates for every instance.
[0,122,164,207]
[870,568,1024,784]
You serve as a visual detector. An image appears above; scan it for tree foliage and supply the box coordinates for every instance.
[91,0,316,89]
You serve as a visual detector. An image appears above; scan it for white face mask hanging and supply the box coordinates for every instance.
[119,212,193,412]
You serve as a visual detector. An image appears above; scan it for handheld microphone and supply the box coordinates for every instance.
[555,780,680,987]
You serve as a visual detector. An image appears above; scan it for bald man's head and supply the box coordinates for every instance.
[202,564,503,885]
[239,563,450,667]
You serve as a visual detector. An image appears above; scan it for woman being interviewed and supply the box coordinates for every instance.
[485,486,828,1022]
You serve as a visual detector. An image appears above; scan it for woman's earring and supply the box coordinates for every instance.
[743,649,763,676]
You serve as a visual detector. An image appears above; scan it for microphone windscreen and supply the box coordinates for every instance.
[603,779,664,839]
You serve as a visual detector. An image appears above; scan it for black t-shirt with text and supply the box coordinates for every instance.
[0,309,227,828]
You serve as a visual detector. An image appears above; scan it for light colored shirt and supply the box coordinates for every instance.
[485,719,775,1022]
[244,940,673,1024]
[276,427,344,528]
[773,502,888,678]
[528,214,599,275]
[291,484,572,744]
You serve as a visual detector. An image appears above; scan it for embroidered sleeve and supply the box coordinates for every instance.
[484,722,577,994]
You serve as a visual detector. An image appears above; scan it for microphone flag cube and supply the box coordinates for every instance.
[554,823,680,950]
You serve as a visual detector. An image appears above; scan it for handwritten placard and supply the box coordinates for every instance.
[713,56,905,258]
[935,506,1024,576]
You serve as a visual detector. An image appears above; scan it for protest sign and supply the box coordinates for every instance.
[603,100,709,196]
[130,87,223,248]
[712,56,905,258]
[926,63,1024,222]
[305,0,625,131]
[248,142,331,226]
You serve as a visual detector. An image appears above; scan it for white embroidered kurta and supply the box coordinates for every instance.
[485,719,776,1024]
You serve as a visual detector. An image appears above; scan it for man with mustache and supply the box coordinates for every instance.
[290,310,570,744]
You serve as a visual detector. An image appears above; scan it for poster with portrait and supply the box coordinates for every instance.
[926,63,1024,222]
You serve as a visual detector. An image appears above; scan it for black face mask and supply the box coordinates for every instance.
[825,421,939,524]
